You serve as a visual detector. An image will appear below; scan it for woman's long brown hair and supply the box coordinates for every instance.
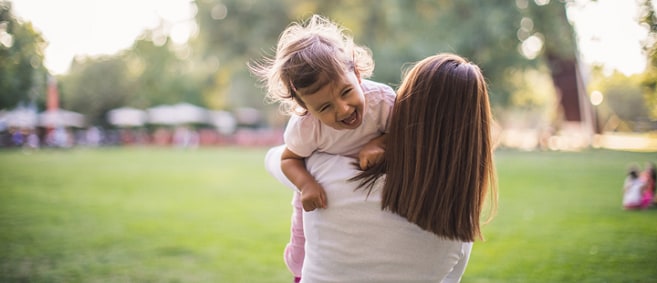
[354,53,498,242]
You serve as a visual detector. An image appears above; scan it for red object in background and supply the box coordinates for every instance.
[47,75,59,112]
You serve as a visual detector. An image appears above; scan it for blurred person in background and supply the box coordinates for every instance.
[623,164,643,210]
[639,162,656,208]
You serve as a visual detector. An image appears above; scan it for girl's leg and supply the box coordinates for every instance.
[284,191,305,279]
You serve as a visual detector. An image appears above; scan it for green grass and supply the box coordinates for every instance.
[0,147,292,283]
[466,149,657,283]
[1,147,656,282]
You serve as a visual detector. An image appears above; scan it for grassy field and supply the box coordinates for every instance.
[0,147,656,282]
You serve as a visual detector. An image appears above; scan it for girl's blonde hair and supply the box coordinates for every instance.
[354,53,498,242]
[249,14,374,115]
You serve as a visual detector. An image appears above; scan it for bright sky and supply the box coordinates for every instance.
[10,0,197,75]
[9,0,655,76]
[568,0,654,76]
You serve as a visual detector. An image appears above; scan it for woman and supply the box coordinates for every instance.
[265,53,498,282]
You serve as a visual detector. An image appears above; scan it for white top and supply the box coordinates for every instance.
[265,146,473,283]
[623,176,644,206]
[284,80,395,157]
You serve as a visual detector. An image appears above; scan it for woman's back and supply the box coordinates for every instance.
[266,147,471,283]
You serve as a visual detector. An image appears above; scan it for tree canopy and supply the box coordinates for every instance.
[2,0,655,131]
[0,0,47,110]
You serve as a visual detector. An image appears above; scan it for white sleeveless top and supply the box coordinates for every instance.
[265,146,473,283]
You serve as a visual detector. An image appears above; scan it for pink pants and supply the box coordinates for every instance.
[285,192,305,277]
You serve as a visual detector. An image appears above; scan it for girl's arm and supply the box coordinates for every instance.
[281,147,327,211]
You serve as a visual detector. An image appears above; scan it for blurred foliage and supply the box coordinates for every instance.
[188,0,541,113]
[589,71,652,132]
[126,33,203,107]
[58,55,135,127]
[639,0,657,119]
[522,0,576,60]
[2,0,656,129]
[0,0,47,110]
[502,67,558,129]
[58,30,207,126]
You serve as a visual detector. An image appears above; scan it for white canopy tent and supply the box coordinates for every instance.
[0,107,38,129]
[208,110,237,135]
[233,107,262,127]
[147,103,209,125]
[107,107,147,127]
[39,109,86,128]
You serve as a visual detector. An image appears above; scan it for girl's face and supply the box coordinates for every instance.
[297,71,365,130]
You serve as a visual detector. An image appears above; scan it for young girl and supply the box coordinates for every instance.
[249,15,395,281]
[623,164,643,210]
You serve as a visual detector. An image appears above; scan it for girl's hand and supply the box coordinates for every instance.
[358,134,386,170]
[300,183,327,211]
[359,146,384,170]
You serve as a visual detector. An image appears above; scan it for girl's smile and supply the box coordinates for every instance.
[341,110,359,126]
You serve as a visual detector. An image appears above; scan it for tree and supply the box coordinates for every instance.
[639,0,657,120]
[0,0,47,110]
[191,0,292,111]
[589,72,651,131]
[125,31,203,108]
[58,55,135,126]
[521,0,590,127]
[51,0,584,129]
[57,26,206,126]
[191,0,539,111]
[374,0,532,107]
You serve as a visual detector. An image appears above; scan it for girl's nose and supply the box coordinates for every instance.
[336,100,351,117]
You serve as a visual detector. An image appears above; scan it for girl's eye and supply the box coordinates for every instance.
[319,105,331,112]
[342,89,352,97]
